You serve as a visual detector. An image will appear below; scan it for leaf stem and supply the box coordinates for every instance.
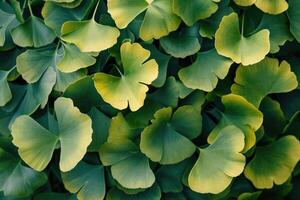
[92,0,100,20]
[113,65,123,76]
[241,11,245,36]
[27,0,33,16]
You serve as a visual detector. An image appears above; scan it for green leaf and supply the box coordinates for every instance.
[173,0,218,26]
[11,97,92,172]
[11,16,56,48]
[178,49,233,92]
[87,107,111,152]
[107,0,181,40]
[143,44,170,87]
[140,106,201,164]
[60,17,120,52]
[149,77,180,108]
[16,46,57,83]
[16,45,86,91]
[215,12,270,65]
[260,97,286,138]
[0,8,18,47]
[284,111,300,140]
[255,14,293,53]
[34,192,77,200]
[99,139,155,189]
[231,57,298,107]
[244,136,300,189]
[0,70,12,106]
[188,125,246,194]
[57,43,96,73]
[233,0,256,6]
[63,76,103,112]
[47,0,84,8]
[208,94,263,152]
[255,0,288,15]
[93,42,158,111]
[0,148,47,197]
[160,25,201,58]
[7,67,56,125]
[62,161,106,200]
[106,184,161,200]
[234,0,288,14]
[108,112,137,141]
[287,0,300,43]
[41,0,96,35]
[238,192,262,200]
[199,1,233,39]
[156,160,189,193]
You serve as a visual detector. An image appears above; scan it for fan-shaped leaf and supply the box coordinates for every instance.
[107,0,181,40]
[99,139,155,189]
[11,16,56,48]
[188,125,246,194]
[173,0,218,26]
[215,12,270,65]
[178,49,233,92]
[0,148,47,197]
[140,106,201,164]
[93,42,158,111]
[62,161,105,200]
[57,43,96,73]
[11,97,92,172]
[244,136,300,189]
[208,94,263,152]
[231,57,298,107]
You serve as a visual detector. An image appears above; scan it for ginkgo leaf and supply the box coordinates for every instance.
[160,25,201,58]
[93,42,158,111]
[208,94,263,152]
[215,12,270,66]
[156,160,189,193]
[60,7,120,52]
[231,57,298,107]
[199,1,233,39]
[16,46,57,83]
[178,49,233,92]
[255,0,288,15]
[16,45,86,91]
[287,0,300,43]
[108,112,137,141]
[244,136,300,189]
[0,70,12,106]
[188,125,246,194]
[0,147,47,197]
[0,8,18,47]
[62,161,105,200]
[99,139,155,189]
[47,0,83,8]
[0,67,56,131]
[41,0,95,35]
[34,192,77,200]
[140,106,201,164]
[234,0,288,14]
[106,184,161,200]
[255,14,293,53]
[87,107,111,152]
[173,0,218,26]
[57,43,96,73]
[107,0,181,40]
[11,97,92,172]
[11,16,56,48]
[233,0,256,6]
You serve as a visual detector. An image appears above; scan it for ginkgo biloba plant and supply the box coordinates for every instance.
[1,0,300,199]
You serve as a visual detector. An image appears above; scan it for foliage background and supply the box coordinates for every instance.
[0,0,300,199]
